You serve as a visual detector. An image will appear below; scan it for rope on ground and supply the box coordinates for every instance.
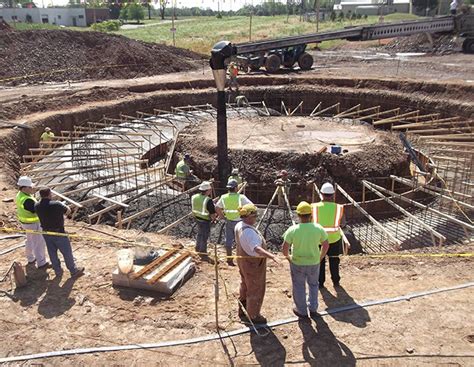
[1,281,472,363]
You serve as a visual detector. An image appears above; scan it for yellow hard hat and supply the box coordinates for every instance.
[239,204,257,217]
[296,201,312,215]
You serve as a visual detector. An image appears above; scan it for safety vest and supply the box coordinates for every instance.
[175,160,188,179]
[228,175,242,185]
[16,191,39,224]
[221,193,243,221]
[192,193,210,220]
[312,201,344,243]
[40,132,55,141]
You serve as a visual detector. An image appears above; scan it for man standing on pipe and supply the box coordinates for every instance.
[235,204,280,325]
[312,182,346,288]
[282,201,329,318]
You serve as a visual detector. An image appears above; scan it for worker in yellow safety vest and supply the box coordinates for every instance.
[191,181,216,262]
[228,168,243,186]
[40,127,55,142]
[216,179,253,266]
[175,153,199,190]
[312,182,345,288]
[15,176,49,269]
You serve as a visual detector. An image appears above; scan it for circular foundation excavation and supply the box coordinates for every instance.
[11,84,474,254]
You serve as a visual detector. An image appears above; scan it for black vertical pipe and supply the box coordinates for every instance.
[217,90,229,187]
[210,40,234,189]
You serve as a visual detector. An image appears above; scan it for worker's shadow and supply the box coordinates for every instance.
[11,265,48,307]
[299,318,355,366]
[321,286,371,328]
[250,328,287,366]
[37,274,77,319]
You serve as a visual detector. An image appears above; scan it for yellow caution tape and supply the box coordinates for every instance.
[1,226,473,260]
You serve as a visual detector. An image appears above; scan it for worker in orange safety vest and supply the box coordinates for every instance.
[312,182,346,288]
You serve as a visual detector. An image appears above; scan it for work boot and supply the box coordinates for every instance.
[293,307,309,319]
[226,248,235,266]
[247,315,267,325]
[37,262,51,270]
[71,267,85,278]
[199,254,215,265]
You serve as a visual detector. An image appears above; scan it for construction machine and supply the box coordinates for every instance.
[210,14,474,73]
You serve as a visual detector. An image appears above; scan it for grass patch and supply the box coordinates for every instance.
[7,13,421,54]
[114,14,421,54]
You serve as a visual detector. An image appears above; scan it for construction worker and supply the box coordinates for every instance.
[235,95,249,107]
[174,153,198,190]
[235,204,279,324]
[228,62,239,93]
[450,0,458,14]
[275,169,290,207]
[228,168,243,186]
[35,187,84,278]
[312,182,345,288]
[216,179,252,266]
[191,181,216,261]
[282,201,329,318]
[40,127,55,142]
[15,176,49,269]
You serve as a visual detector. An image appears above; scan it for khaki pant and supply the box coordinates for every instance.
[237,257,266,319]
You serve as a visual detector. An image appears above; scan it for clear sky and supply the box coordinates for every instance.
[41,0,273,11]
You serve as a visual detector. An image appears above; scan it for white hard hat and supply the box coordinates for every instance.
[321,182,335,195]
[17,176,34,188]
[226,179,238,189]
[232,168,239,174]
[199,181,212,191]
[44,127,51,132]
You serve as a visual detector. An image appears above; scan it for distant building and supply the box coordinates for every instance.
[333,0,410,15]
[0,7,109,27]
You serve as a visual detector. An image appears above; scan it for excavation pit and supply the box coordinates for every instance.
[4,79,472,254]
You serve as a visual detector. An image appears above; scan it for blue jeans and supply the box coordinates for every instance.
[290,263,320,315]
[225,220,240,249]
[43,234,78,275]
[195,219,211,253]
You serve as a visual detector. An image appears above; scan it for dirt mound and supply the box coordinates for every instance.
[177,128,410,202]
[0,29,204,85]
[384,34,460,54]
[0,20,12,32]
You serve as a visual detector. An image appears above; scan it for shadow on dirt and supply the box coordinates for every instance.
[321,285,371,328]
[299,317,356,366]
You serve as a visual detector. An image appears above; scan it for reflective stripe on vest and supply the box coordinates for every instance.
[191,193,210,220]
[16,191,39,223]
[221,193,242,221]
[175,160,188,179]
[312,202,344,236]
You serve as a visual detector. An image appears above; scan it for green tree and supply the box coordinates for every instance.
[119,6,129,21]
[156,0,168,20]
[128,2,145,23]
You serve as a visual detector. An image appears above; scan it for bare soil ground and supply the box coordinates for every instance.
[0,41,473,366]
[0,221,473,365]
[0,51,472,122]
[0,29,203,85]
